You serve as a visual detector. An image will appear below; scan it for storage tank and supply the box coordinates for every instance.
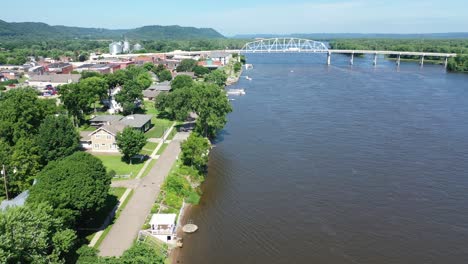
[109,42,123,55]
[123,40,130,53]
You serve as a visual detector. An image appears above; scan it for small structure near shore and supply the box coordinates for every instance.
[149,213,177,243]
[182,222,198,233]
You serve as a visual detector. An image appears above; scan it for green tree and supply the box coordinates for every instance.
[58,83,89,126]
[9,138,42,195]
[155,88,193,121]
[193,65,209,77]
[0,203,77,263]
[116,127,147,163]
[180,133,210,172]
[81,71,103,79]
[143,62,156,72]
[0,88,56,144]
[28,152,111,225]
[192,83,232,139]
[176,59,197,72]
[136,72,153,89]
[36,115,79,165]
[80,76,108,112]
[115,81,143,115]
[105,70,128,89]
[157,69,173,82]
[170,75,194,90]
[205,69,227,87]
[234,62,242,73]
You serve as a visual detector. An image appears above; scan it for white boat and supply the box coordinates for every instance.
[245,76,252,81]
[227,89,246,95]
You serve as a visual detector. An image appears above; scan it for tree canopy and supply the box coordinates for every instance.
[157,69,172,82]
[205,69,227,87]
[28,152,111,225]
[170,75,194,90]
[0,203,77,263]
[180,133,210,172]
[116,127,147,163]
[36,115,79,165]
[176,59,197,72]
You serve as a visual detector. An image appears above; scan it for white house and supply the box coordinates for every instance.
[149,214,177,243]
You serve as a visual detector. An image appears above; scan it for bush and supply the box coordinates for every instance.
[164,191,183,209]
[186,191,201,205]
[164,174,190,196]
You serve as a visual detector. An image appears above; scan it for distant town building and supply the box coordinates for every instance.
[27,74,81,88]
[133,43,143,52]
[123,39,131,53]
[46,63,73,74]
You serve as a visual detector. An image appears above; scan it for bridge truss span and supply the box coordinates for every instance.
[240,38,329,53]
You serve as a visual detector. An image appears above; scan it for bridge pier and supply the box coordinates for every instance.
[396,54,401,66]
[327,52,331,65]
[420,54,425,67]
[373,53,378,66]
[444,56,449,68]
[350,52,354,65]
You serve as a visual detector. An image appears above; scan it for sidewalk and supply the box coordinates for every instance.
[98,132,189,257]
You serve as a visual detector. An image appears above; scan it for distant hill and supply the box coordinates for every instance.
[233,33,468,40]
[0,20,225,40]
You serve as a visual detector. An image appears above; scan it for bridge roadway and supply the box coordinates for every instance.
[92,49,456,67]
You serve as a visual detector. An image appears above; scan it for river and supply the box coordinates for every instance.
[175,53,468,264]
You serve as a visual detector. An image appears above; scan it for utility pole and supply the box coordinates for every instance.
[2,164,9,200]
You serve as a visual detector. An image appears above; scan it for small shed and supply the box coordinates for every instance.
[149,213,177,243]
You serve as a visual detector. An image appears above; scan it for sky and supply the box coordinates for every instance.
[2,0,468,36]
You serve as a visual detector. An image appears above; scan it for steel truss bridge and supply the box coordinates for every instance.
[240,38,329,53]
[237,38,456,67]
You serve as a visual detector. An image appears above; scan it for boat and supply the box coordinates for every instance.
[227,89,246,95]
[245,76,252,81]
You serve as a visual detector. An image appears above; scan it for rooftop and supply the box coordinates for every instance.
[150,214,177,226]
[48,62,72,69]
[0,190,29,211]
[28,74,81,84]
[147,81,171,91]
[90,115,123,123]
[119,114,152,128]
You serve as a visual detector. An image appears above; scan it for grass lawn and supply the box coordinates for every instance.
[143,100,158,116]
[96,155,145,179]
[156,143,169,156]
[141,141,158,156]
[146,119,173,139]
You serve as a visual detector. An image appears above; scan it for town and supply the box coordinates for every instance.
[0,37,244,263]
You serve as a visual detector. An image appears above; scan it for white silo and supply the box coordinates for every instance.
[123,39,130,53]
[109,42,123,55]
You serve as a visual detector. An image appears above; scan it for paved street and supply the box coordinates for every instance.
[99,132,189,257]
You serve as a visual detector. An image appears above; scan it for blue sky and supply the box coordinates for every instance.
[2,0,467,35]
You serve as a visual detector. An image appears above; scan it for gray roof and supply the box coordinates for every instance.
[143,89,161,99]
[48,62,72,69]
[90,115,123,123]
[119,114,152,128]
[93,123,126,136]
[209,51,230,58]
[29,74,81,84]
[80,131,91,141]
[0,190,29,211]
[148,81,171,91]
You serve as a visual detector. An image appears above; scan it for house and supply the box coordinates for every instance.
[198,59,223,69]
[119,114,152,133]
[89,115,123,126]
[0,70,19,81]
[46,63,73,74]
[149,214,177,243]
[84,114,152,153]
[27,74,81,88]
[143,81,171,100]
[83,123,126,153]
[0,190,29,211]
[209,51,232,66]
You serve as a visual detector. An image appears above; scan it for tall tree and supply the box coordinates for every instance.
[176,59,197,72]
[0,88,56,144]
[170,75,194,90]
[157,69,173,82]
[116,127,147,163]
[180,133,210,172]
[115,80,144,115]
[136,72,153,89]
[80,76,108,112]
[205,69,227,87]
[58,83,89,126]
[0,203,77,263]
[28,152,111,225]
[9,138,42,195]
[36,115,79,165]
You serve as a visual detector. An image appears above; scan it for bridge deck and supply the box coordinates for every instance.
[328,50,456,57]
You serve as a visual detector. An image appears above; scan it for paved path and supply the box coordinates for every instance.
[98,132,190,257]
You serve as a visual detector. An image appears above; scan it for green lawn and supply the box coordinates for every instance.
[146,119,173,139]
[141,141,158,156]
[143,100,158,116]
[96,155,145,179]
[156,143,169,155]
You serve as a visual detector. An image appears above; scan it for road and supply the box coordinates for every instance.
[98,132,189,257]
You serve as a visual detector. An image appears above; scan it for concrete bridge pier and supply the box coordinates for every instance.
[444,57,449,68]
[327,52,331,65]
[350,53,354,65]
[396,54,401,66]
[420,54,425,67]
[373,53,378,66]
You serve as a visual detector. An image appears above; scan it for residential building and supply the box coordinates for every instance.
[83,114,152,153]
[209,51,232,66]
